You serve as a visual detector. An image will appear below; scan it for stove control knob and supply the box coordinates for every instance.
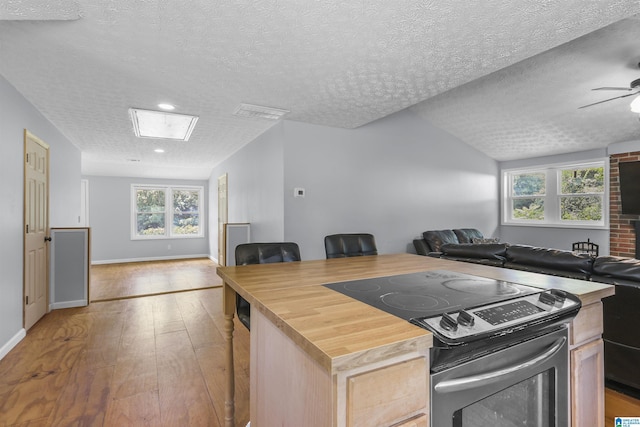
[457,310,475,327]
[538,292,556,306]
[440,313,458,331]
[551,289,567,303]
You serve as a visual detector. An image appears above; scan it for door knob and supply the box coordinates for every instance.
[44,236,52,242]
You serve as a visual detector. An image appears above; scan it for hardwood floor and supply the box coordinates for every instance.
[0,260,249,427]
[90,258,222,302]
[2,259,639,426]
[606,387,640,425]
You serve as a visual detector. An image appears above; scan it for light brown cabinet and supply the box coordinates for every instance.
[218,254,613,427]
[569,301,605,427]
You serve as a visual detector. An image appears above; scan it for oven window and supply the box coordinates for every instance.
[453,370,555,427]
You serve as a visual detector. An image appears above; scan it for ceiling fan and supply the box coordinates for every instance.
[578,78,640,109]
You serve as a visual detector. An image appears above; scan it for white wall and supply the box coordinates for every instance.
[209,124,285,261]
[499,148,610,254]
[85,175,209,263]
[0,75,82,358]
[210,108,500,261]
[283,110,500,259]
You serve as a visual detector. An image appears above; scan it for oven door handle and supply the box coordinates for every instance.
[434,336,566,394]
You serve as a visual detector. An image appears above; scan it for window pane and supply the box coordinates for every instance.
[173,213,199,235]
[513,198,544,220]
[561,196,603,221]
[560,167,604,194]
[173,190,199,213]
[512,173,545,196]
[137,189,165,212]
[137,213,165,235]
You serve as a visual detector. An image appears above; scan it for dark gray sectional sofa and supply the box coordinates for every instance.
[413,228,640,398]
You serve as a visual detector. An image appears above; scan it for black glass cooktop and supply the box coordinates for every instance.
[323,270,542,321]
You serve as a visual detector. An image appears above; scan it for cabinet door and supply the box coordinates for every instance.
[571,338,604,427]
[347,357,428,427]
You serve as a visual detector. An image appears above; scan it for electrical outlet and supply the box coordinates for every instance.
[294,187,305,198]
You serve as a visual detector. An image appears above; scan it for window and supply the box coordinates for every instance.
[132,185,204,239]
[502,160,607,228]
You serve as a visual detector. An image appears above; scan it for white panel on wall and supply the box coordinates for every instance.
[50,228,90,309]
[224,223,250,266]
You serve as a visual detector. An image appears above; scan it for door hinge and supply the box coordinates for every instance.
[25,295,29,305]
[26,153,29,163]
[26,224,29,233]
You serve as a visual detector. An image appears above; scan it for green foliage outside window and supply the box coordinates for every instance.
[512,172,546,196]
[134,187,202,237]
[512,172,545,220]
[173,190,200,235]
[560,167,604,221]
[136,189,166,235]
[513,198,544,220]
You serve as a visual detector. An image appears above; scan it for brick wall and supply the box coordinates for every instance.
[610,152,640,258]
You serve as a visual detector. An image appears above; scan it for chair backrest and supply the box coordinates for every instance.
[572,239,599,257]
[235,242,301,265]
[324,233,378,259]
[234,242,301,330]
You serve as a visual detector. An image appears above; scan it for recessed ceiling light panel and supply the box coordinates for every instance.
[158,103,175,110]
[129,108,198,141]
[233,103,290,120]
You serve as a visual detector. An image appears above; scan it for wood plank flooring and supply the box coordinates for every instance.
[0,260,249,427]
[90,258,222,302]
[606,387,640,425]
[1,259,639,426]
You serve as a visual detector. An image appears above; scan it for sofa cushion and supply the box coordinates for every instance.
[413,238,431,256]
[441,243,508,260]
[505,244,594,275]
[423,229,459,252]
[453,228,484,244]
[593,256,640,283]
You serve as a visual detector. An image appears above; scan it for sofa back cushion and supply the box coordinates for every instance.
[441,243,508,260]
[593,256,640,282]
[505,244,594,275]
[423,229,459,252]
[453,228,484,244]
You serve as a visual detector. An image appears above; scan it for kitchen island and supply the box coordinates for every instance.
[217,253,614,427]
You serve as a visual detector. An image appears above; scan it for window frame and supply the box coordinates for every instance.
[501,159,608,229]
[131,184,205,240]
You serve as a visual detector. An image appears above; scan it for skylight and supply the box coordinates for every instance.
[129,108,198,141]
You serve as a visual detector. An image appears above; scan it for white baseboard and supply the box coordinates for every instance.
[50,300,88,310]
[210,255,219,264]
[0,328,26,361]
[91,254,211,265]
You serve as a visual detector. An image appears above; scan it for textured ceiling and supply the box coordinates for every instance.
[0,1,639,179]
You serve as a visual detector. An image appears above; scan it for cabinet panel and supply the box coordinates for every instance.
[392,414,428,427]
[347,357,428,427]
[571,338,604,427]
[570,301,603,347]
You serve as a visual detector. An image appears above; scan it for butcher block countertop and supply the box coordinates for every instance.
[217,253,614,373]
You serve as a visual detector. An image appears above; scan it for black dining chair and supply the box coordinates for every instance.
[234,242,301,330]
[324,233,378,259]
[572,239,599,257]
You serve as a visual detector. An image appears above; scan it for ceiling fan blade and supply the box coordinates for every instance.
[578,91,639,109]
[592,87,632,91]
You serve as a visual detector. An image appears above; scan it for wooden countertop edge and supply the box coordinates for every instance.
[217,254,614,373]
[252,299,433,373]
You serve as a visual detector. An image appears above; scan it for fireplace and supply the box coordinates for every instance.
[610,152,640,258]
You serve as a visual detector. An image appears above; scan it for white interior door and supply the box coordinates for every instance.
[24,130,49,330]
[218,173,228,265]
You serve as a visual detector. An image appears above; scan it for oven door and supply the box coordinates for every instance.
[431,326,569,427]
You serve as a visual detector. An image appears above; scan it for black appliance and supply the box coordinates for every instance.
[324,270,582,426]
